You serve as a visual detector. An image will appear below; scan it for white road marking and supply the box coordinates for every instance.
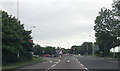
[46,59,61,71]
[45,67,50,71]
[50,61,52,63]
[58,59,61,62]
[75,58,79,62]
[80,63,89,71]
[51,64,56,67]
[81,64,84,66]
[75,58,89,71]
[85,67,89,71]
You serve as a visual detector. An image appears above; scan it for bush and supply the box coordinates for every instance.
[2,53,19,65]
[19,52,32,61]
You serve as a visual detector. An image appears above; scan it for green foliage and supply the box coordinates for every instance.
[2,11,33,63]
[33,45,44,56]
[63,49,71,54]
[94,2,120,56]
[71,42,92,55]
[44,46,56,55]
[33,45,56,56]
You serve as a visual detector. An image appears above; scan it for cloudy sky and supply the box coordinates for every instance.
[0,0,113,49]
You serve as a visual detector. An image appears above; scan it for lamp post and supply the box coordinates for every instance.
[87,42,88,55]
[17,0,19,20]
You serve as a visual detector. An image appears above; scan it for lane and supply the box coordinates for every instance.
[77,56,119,69]
[45,56,89,71]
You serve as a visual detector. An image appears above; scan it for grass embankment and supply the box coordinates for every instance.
[2,56,45,69]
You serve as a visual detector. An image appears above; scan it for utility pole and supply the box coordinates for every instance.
[87,43,88,55]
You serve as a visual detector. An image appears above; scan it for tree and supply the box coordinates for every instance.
[94,8,120,56]
[112,0,120,45]
[44,46,56,55]
[63,49,71,54]
[33,45,44,56]
[70,42,92,55]
[2,11,33,63]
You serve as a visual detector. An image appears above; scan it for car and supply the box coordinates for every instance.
[43,54,51,57]
[53,54,58,57]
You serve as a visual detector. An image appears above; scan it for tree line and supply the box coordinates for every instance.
[70,42,92,55]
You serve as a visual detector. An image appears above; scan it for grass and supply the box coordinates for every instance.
[2,56,45,69]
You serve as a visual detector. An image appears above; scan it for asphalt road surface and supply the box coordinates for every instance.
[14,56,88,71]
[77,55,119,71]
[49,56,88,71]
[13,55,119,71]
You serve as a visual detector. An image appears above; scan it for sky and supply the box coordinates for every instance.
[0,0,113,49]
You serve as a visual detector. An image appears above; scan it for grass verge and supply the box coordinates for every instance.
[2,56,45,69]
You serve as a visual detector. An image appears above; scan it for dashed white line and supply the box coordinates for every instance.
[50,61,52,63]
[46,59,61,71]
[51,64,56,67]
[58,59,61,62]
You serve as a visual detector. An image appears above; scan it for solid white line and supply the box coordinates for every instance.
[81,64,84,66]
[75,58,88,70]
[80,63,89,71]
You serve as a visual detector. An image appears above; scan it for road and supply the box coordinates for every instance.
[14,56,88,71]
[77,55,119,71]
[49,56,88,71]
[13,55,119,71]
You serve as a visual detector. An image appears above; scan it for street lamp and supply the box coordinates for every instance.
[17,0,19,20]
